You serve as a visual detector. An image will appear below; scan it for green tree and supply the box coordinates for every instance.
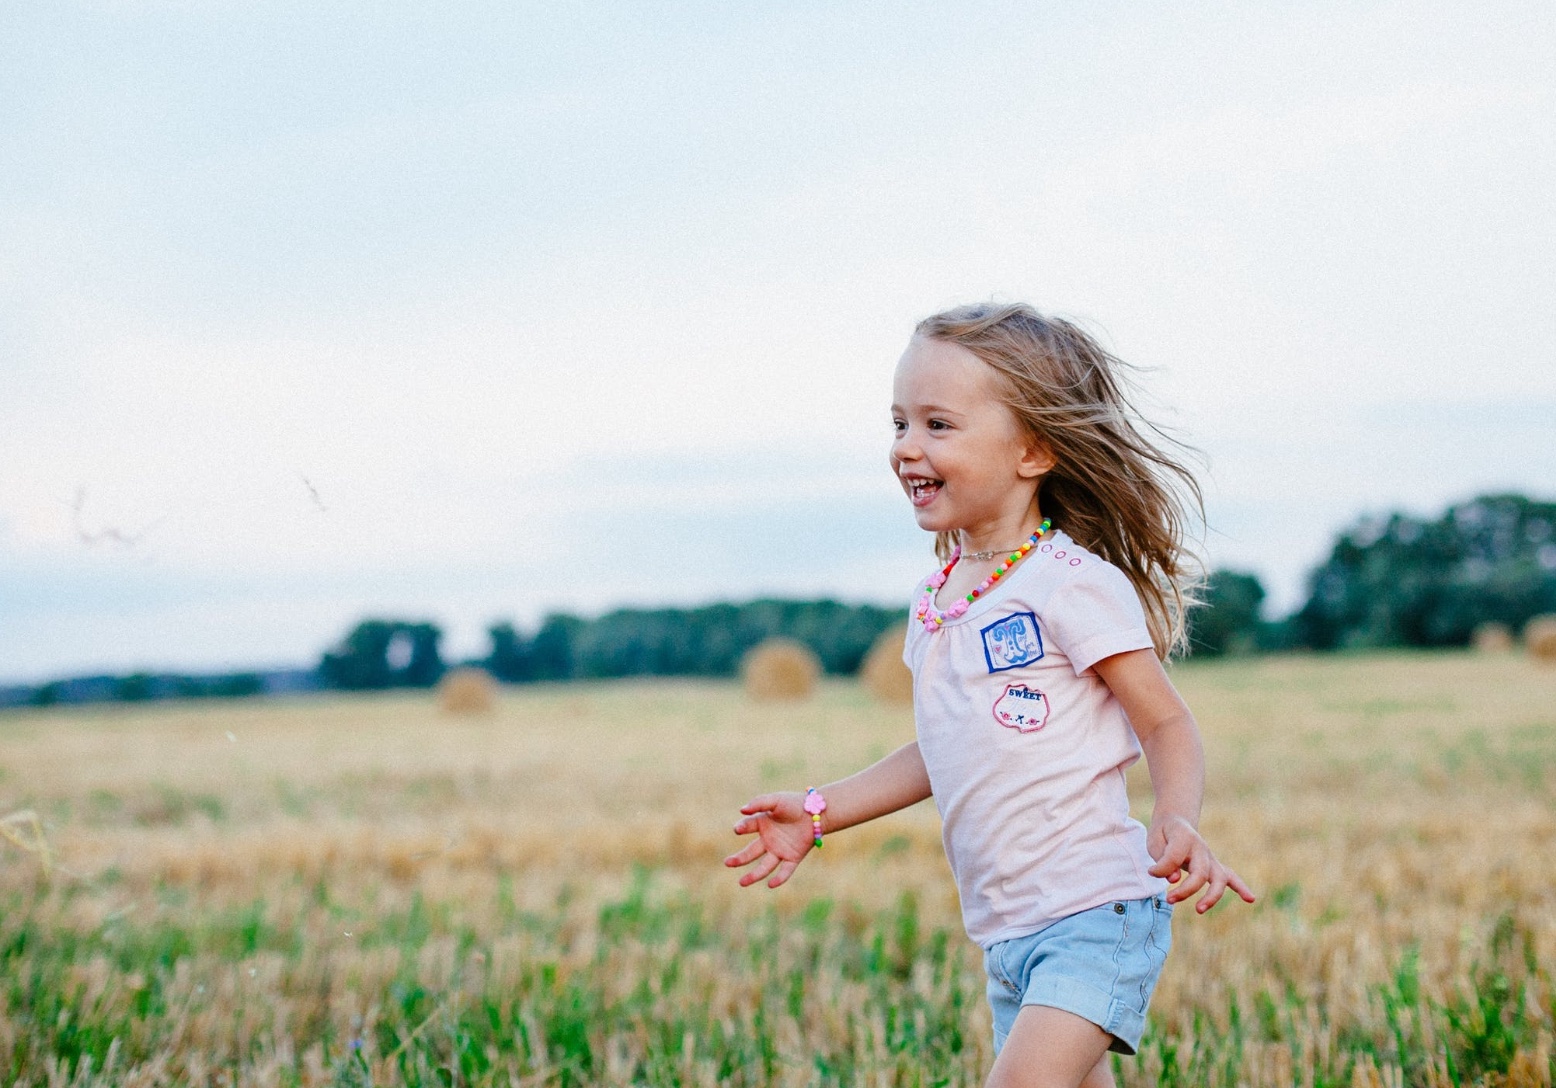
[485,600,904,683]
[113,673,155,702]
[1295,493,1556,649]
[484,622,534,683]
[1189,570,1267,657]
[528,614,582,681]
[319,620,445,689]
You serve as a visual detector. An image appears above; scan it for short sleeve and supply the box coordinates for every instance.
[1040,561,1154,675]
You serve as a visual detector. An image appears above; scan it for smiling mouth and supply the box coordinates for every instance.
[903,476,943,507]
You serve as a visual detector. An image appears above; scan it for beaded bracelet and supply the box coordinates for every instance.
[803,788,827,849]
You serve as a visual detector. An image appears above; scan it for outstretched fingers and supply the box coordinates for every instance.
[1158,840,1212,906]
[723,838,766,869]
[727,792,811,891]
[739,794,784,817]
[767,858,799,889]
[1226,866,1257,905]
[1149,820,1256,914]
[739,850,781,888]
[1167,865,1209,905]
[1190,863,1257,913]
[1194,868,1229,913]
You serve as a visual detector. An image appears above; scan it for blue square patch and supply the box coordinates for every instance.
[980,611,1044,673]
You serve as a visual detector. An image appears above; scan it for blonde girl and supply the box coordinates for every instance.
[725,302,1254,1088]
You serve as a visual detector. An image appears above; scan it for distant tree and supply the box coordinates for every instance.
[528,614,582,681]
[486,600,903,684]
[397,624,444,687]
[113,673,155,702]
[320,619,446,689]
[1188,570,1267,657]
[321,620,396,689]
[563,599,902,680]
[1295,493,1556,649]
[484,622,534,683]
[208,673,265,699]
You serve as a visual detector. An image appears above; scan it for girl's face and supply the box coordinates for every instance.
[890,337,1054,544]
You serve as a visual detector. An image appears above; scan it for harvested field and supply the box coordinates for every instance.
[1,653,1552,1086]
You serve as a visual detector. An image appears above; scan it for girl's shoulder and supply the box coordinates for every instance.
[1027,531,1138,602]
[1000,530,1131,605]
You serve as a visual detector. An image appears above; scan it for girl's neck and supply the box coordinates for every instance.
[958,509,1049,556]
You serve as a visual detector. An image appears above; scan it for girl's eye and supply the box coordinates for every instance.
[928,419,949,431]
[892,419,907,433]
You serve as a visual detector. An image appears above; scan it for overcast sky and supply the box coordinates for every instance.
[3,0,1553,682]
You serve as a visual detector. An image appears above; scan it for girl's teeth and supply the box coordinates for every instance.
[908,479,942,503]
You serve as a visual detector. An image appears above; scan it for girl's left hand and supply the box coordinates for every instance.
[1147,814,1256,913]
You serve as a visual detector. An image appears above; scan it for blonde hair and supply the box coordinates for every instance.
[914,302,1203,659]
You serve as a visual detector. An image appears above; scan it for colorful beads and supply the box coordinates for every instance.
[915,519,1051,632]
[804,788,827,848]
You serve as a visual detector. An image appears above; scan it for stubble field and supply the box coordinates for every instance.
[1,652,1553,1087]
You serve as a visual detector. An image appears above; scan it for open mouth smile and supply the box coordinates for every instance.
[902,475,943,507]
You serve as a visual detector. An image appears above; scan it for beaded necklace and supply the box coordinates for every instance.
[915,518,1051,633]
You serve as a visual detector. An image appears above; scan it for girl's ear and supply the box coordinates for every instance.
[1018,437,1057,479]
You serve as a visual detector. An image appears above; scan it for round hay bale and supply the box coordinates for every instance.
[1524,615,1556,663]
[860,628,914,705]
[742,638,820,702]
[1471,622,1514,654]
[438,667,497,714]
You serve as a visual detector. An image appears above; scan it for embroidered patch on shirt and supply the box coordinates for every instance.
[980,611,1044,672]
[993,682,1050,732]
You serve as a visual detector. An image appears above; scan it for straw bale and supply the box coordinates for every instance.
[860,628,914,705]
[1525,615,1556,663]
[437,667,497,714]
[741,639,820,701]
[1471,622,1514,654]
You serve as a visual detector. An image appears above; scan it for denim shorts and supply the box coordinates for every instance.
[984,895,1173,1056]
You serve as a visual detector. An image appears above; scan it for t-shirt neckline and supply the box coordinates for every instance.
[928,528,1076,628]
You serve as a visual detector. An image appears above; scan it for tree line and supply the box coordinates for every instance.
[319,600,903,690]
[4,492,1550,707]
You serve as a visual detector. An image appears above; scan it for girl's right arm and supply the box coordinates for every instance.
[723,741,932,889]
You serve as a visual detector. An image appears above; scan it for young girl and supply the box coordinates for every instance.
[725,302,1255,1088]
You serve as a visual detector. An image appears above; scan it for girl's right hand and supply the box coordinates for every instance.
[723,792,816,889]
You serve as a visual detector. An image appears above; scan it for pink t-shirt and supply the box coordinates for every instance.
[904,530,1168,948]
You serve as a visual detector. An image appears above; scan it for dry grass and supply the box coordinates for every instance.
[1,652,1553,1085]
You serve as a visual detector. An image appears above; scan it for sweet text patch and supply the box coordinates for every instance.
[993,682,1050,732]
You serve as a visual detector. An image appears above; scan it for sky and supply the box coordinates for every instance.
[2,0,1554,682]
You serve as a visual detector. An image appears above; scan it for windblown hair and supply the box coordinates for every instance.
[915,302,1204,659]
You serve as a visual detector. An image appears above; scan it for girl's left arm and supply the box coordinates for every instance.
[1093,648,1256,914]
